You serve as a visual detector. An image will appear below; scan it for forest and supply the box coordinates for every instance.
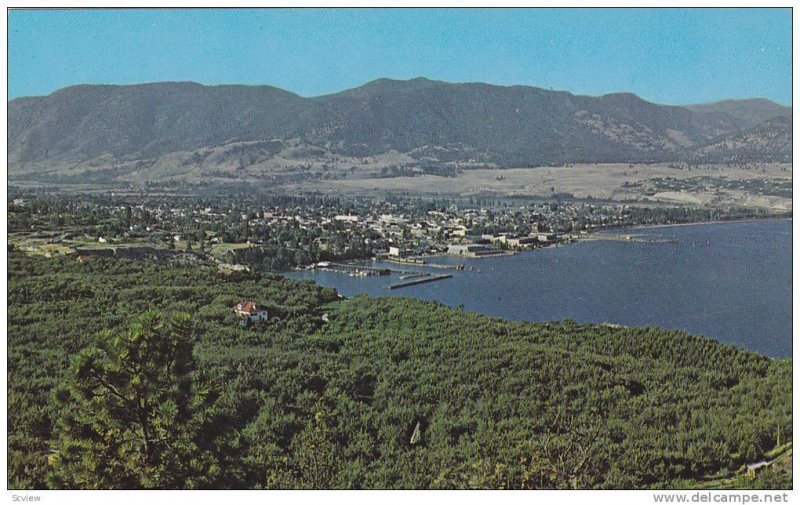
[7,251,792,489]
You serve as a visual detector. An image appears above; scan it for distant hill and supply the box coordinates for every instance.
[7,78,792,183]
[691,115,792,164]
[686,98,790,129]
[8,82,311,164]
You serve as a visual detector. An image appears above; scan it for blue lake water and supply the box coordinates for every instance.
[286,219,792,357]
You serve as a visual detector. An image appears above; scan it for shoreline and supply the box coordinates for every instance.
[282,219,791,358]
[286,215,792,273]
[595,215,792,235]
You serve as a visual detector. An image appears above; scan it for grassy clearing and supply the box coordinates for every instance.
[292,163,792,211]
[210,242,255,253]
[11,235,176,258]
[15,240,75,257]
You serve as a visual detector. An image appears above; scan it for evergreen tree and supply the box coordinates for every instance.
[288,411,341,489]
[48,311,219,489]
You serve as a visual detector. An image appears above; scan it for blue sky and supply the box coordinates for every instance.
[8,8,792,105]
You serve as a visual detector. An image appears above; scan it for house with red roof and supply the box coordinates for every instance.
[232,300,269,323]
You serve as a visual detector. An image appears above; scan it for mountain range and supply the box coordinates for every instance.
[8,78,792,183]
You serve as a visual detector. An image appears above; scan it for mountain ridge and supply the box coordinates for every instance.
[8,78,791,183]
[13,78,790,108]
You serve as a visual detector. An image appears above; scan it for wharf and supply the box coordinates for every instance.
[590,235,679,244]
[389,274,453,290]
[385,257,425,265]
[385,256,465,270]
[420,261,465,271]
[315,262,391,276]
[399,272,429,280]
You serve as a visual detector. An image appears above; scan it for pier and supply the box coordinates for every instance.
[315,262,390,276]
[419,261,465,271]
[389,274,453,290]
[384,256,465,270]
[399,272,429,280]
[589,235,679,244]
[385,257,425,265]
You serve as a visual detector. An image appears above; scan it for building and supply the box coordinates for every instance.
[447,244,499,257]
[388,246,402,257]
[492,234,509,245]
[507,237,538,249]
[452,226,468,237]
[232,300,269,323]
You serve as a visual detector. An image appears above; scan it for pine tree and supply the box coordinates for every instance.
[48,311,219,489]
[288,411,341,489]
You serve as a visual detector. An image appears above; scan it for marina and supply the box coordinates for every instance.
[383,256,465,270]
[314,261,390,276]
[287,219,792,357]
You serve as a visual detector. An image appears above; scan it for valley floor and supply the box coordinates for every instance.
[290,163,792,211]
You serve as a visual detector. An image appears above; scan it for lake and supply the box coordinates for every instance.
[285,219,792,357]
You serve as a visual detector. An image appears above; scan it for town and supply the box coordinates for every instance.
[8,186,785,273]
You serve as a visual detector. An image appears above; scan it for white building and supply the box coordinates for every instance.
[231,300,269,323]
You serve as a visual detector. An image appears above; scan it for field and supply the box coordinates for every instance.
[292,163,793,211]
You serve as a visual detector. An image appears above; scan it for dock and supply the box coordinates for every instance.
[385,257,425,265]
[315,262,390,276]
[389,274,452,290]
[399,272,429,280]
[385,256,465,270]
[420,262,465,271]
[591,235,679,244]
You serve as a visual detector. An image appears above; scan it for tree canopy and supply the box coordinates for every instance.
[7,251,792,489]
